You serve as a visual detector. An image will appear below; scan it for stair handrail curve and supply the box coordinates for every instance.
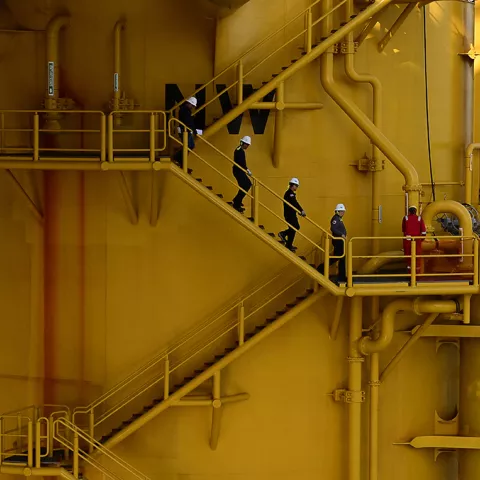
[52,417,150,480]
[72,252,315,431]
[169,117,345,259]
[168,0,344,116]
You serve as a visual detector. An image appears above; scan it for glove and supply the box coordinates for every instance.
[247,169,252,176]
[300,211,306,217]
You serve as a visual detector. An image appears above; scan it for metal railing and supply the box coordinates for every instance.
[107,110,167,162]
[347,235,479,288]
[168,0,346,116]
[0,110,106,162]
[168,117,345,270]
[53,417,150,480]
[72,255,316,442]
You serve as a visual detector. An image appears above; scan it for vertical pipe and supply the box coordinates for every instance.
[88,412,94,454]
[349,297,363,480]
[45,16,69,102]
[113,21,125,102]
[273,82,285,168]
[369,296,380,480]
[474,238,479,286]
[33,114,39,161]
[164,356,170,400]
[463,294,471,325]
[306,9,313,53]
[210,372,222,450]
[463,1,474,203]
[238,302,245,346]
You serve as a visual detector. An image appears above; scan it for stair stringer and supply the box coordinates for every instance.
[98,289,327,453]
[203,0,394,139]
[168,164,344,295]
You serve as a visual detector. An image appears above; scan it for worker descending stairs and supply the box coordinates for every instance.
[278,177,306,252]
[232,136,253,213]
[173,96,198,168]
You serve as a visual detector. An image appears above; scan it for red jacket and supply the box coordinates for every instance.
[402,214,426,237]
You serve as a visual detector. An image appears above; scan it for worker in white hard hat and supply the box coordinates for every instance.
[231,136,252,213]
[402,205,426,274]
[278,178,306,252]
[317,204,347,282]
[173,96,198,168]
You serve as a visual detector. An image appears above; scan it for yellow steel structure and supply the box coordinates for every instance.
[0,0,478,479]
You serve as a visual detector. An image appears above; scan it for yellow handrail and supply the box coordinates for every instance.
[72,255,315,436]
[52,418,150,480]
[168,117,345,257]
[347,235,479,288]
[167,0,324,115]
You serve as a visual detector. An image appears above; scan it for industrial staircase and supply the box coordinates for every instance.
[65,263,325,452]
[169,0,395,138]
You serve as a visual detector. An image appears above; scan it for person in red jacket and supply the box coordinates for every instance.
[402,205,426,273]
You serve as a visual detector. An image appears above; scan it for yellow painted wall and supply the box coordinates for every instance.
[0,0,475,478]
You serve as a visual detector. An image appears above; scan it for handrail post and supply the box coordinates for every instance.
[35,420,41,468]
[88,411,94,454]
[150,113,156,163]
[182,129,188,173]
[27,420,33,467]
[100,114,106,162]
[411,240,417,286]
[323,235,330,279]
[48,416,54,456]
[33,113,39,161]
[252,180,260,226]
[347,240,353,288]
[108,114,114,162]
[474,238,479,286]
[305,8,313,53]
[73,431,79,479]
[164,356,170,400]
[238,302,245,346]
[17,415,21,453]
[237,60,244,105]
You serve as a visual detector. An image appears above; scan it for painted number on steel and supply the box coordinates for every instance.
[48,62,55,96]
[114,73,119,92]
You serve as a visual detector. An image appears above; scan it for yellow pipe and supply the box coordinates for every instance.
[320,52,419,207]
[465,143,480,204]
[273,82,284,168]
[203,0,395,139]
[379,312,439,382]
[348,297,363,480]
[369,297,380,480]
[113,21,125,101]
[45,15,69,100]
[348,285,479,297]
[422,200,474,266]
[359,298,458,354]
[210,372,222,450]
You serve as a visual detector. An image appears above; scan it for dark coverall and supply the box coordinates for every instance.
[280,189,303,249]
[402,214,426,272]
[317,214,347,281]
[232,146,252,209]
[173,103,196,167]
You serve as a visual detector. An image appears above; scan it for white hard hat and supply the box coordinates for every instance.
[240,135,251,145]
[409,205,418,210]
[289,177,300,186]
[335,203,346,212]
[186,97,197,107]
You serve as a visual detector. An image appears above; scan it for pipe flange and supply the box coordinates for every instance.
[347,356,365,363]
[412,298,423,316]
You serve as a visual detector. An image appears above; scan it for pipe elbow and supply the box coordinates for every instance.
[46,15,70,39]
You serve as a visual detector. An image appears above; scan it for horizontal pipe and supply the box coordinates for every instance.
[347,285,478,297]
[359,298,457,354]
